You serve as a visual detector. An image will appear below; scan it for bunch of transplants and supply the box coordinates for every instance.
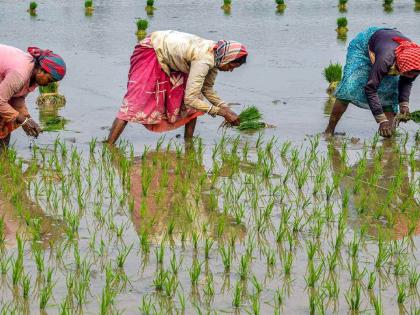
[37,82,66,107]
[383,0,394,12]
[275,0,286,13]
[323,62,343,94]
[145,0,156,15]
[336,17,348,38]
[221,0,232,14]
[28,1,37,16]
[136,18,149,41]
[0,126,419,313]
[416,0,420,11]
[85,0,94,15]
[338,0,348,12]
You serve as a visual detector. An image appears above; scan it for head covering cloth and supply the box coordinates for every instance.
[27,47,66,81]
[393,37,420,74]
[214,40,248,67]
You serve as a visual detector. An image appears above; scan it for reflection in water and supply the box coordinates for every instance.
[0,152,64,249]
[111,141,246,244]
[329,139,420,239]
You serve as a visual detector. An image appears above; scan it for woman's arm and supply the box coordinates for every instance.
[184,61,220,115]
[364,56,392,123]
[10,97,30,117]
[201,68,228,108]
[398,75,417,109]
[0,72,26,123]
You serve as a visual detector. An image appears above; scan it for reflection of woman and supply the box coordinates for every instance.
[325,27,420,137]
[0,161,64,249]
[107,30,248,144]
[110,145,246,241]
[0,45,66,148]
[329,140,419,239]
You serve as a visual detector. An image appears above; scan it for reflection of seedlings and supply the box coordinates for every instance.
[28,2,37,15]
[383,0,393,12]
[37,82,66,107]
[42,117,68,132]
[338,0,348,12]
[336,17,348,38]
[221,0,232,14]
[136,19,148,41]
[416,0,420,11]
[145,0,155,15]
[324,62,342,94]
[275,0,286,13]
[85,0,94,15]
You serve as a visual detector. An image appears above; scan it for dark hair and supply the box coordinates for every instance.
[231,55,247,65]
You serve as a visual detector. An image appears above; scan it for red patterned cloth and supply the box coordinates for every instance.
[27,47,66,81]
[117,42,202,132]
[393,37,420,73]
[214,40,248,67]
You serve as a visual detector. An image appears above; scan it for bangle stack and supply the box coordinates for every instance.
[21,117,31,127]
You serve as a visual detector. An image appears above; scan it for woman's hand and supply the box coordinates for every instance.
[17,115,41,138]
[399,105,410,122]
[218,107,240,126]
[378,120,393,138]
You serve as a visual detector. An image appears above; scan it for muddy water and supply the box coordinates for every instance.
[0,0,419,314]
[0,0,418,155]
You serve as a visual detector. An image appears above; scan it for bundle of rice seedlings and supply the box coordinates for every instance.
[37,82,66,107]
[409,110,420,123]
[237,106,266,130]
[323,62,342,93]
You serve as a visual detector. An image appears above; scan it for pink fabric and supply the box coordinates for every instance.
[117,44,202,132]
[0,45,37,97]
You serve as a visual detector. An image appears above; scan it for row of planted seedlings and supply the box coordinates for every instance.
[0,129,419,313]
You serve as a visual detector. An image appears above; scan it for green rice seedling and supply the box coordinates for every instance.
[232,280,242,307]
[250,293,261,315]
[40,282,54,310]
[306,240,317,261]
[203,273,215,298]
[192,231,199,249]
[28,1,37,15]
[336,17,348,38]
[85,0,94,15]
[169,252,182,275]
[219,244,232,271]
[394,255,408,276]
[282,251,293,275]
[145,0,155,15]
[275,0,286,13]
[12,257,24,286]
[383,0,393,12]
[239,254,250,280]
[409,268,420,288]
[323,62,342,93]
[221,0,232,12]
[367,271,376,290]
[338,0,348,11]
[136,19,148,40]
[397,283,407,304]
[415,0,420,10]
[153,269,168,291]
[324,277,340,299]
[116,243,133,268]
[373,294,384,315]
[345,284,361,311]
[0,257,10,275]
[155,241,164,265]
[375,238,390,269]
[139,296,154,314]
[251,274,263,295]
[189,260,202,286]
[204,238,214,259]
[22,273,31,299]
[305,261,324,288]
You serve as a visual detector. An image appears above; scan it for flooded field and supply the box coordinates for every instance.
[0,0,419,314]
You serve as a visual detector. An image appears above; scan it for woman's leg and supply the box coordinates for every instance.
[184,118,197,139]
[107,118,128,145]
[324,99,349,135]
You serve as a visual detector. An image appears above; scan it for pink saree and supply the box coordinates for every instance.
[117,39,203,132]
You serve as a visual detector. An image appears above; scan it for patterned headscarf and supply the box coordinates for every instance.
[214,40,248,67]
[393,37,420,74]
[27,47,66,81]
